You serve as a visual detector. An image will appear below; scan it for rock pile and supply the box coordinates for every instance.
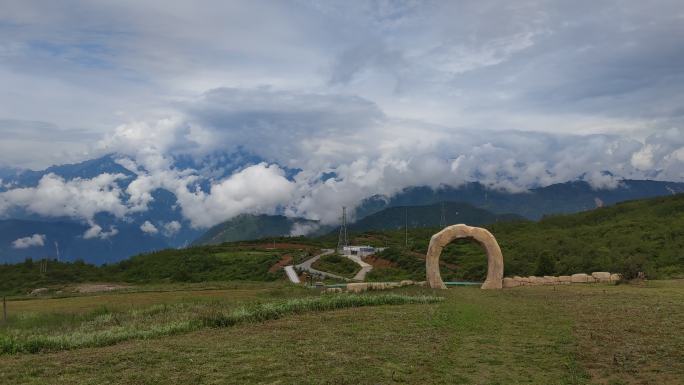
[322,280,428,294]
[502,272,621,288]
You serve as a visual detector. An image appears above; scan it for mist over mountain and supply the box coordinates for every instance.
[1,151,683,264]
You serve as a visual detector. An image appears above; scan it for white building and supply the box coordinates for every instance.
[341,245,376,257]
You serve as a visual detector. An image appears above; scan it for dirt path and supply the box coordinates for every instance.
[268,255,293,273]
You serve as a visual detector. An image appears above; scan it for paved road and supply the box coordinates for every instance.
[283,265,300,283]
[294,249,349,281]
[294,249,377,282]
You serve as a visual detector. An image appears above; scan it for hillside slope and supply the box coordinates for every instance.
[192,214,328,246]
[362,193,684,281]
[349,202,523,232]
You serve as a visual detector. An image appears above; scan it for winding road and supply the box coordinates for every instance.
[288,249,374,282]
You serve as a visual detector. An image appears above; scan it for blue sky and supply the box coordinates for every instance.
[1,1,684,226]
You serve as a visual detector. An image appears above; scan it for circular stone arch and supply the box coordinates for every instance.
[426,224,503,290]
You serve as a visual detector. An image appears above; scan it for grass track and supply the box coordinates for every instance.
[1,281,682,384]
[1,294,442,354]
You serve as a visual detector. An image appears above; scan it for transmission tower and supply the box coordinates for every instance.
[405,207,408,248]
[440,202,447,228]
[337,206,348,251]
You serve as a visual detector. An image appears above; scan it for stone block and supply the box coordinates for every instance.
[592,272,611,282]
[544,276,560,285]
[571,273,589,283]
[503,277,520,288]
[346,283,368,293]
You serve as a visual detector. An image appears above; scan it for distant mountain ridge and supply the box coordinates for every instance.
[348,202,524,232]
[192,202,522,245]
[356,179,684,220]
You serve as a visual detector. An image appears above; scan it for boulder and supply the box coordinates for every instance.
[586,276,597,283]
[610,273,622,282]
[592,272,611,282]
[571,273,589,283]
[399,280,414,287]
[558,275,572,283]
[502,277,520,288]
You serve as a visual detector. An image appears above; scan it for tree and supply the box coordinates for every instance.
[535,251,555,276]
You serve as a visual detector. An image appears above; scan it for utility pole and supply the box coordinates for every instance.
[337,206,348,251]
[440,202,447,228]
[405,207,408,248]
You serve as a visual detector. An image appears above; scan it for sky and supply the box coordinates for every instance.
[1,0,684,228]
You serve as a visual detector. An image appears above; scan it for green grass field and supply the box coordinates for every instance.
[311,253,361,278]
[1,280,682,384]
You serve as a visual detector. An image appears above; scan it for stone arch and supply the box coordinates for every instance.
[426,224,503,290]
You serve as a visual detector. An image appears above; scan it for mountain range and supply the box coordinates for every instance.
[355,178,684,220]
[1,153,683,264]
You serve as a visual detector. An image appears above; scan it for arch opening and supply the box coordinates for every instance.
[426,224,503,290]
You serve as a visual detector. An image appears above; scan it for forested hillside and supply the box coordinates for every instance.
[2,194,682,295]
[363,194,684,281]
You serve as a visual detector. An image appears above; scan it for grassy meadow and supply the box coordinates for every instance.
[1,280,682,384]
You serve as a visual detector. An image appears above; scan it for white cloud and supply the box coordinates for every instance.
[0,173,129,220]
[140,220,158,234]
[162,221,182,237]
[174,163,296,228]
[83,222,119,240]
[12,233,46,249]
[631,144,656,170]
[289,222,320,237]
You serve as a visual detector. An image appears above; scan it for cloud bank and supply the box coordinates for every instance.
[0,1,683,231]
